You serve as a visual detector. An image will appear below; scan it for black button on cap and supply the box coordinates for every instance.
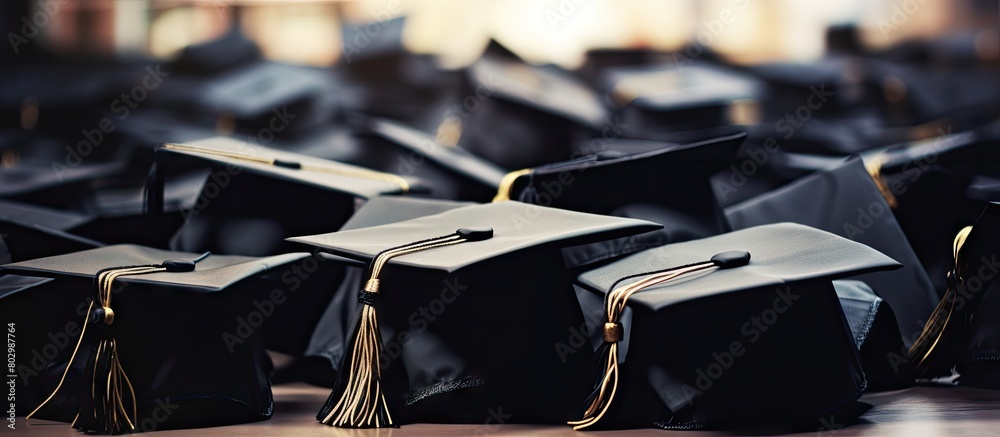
[457,227,494,241]
[711,251,751,269]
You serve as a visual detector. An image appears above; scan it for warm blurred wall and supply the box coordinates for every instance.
[13,0,997,67]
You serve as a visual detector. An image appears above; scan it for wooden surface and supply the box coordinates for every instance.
[13,384,1000,436]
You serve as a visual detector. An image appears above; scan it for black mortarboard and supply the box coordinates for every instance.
[496,132,745,268]
[335,17,460,132]
[863,126,1000,292]
[171,27,262,76]
[287,196,475,385]
[347,118,507,201]
[749,59,867,118]
[152,136,421,256]
[908,202,1000,381]
[602,63,762,138]
[744,108,889,156]
[157,61,338,137]
[577,48,670,85]
[287,201,661,427]
[0,245,310,433]
[833,280,911,391]
[0,154,124,204]
[162,28,337,137]
[0,199,104,262]
[456,54,608,170]
[864,58,1000,129]
[0,274,52,299]
[725,156,937,341]
[569,223,900,430]
[0,63,142,137]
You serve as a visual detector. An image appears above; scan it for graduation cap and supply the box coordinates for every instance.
[603,63,762,138]
[157,61,337,137]
[569,223,900,430]
[289,196,475,385]
[0,154,124,203]
[0,199,104,262]
[457,54,608,170]
[171,27,262,76]
[864,58,1000,128]
[833,280,911,391]
[749,59,867,118]
[162,28,338,137]
[151,136,421,256]
[863,127,1000,292]
[335,16,460,131]
[0,63,143,137]
[348,117,507,202]
[0,245,310,433]
[287,201,661,427]
[0,274,52,299]
[0,156,197,251]
[577,48,671,85]
[495,132,745,268]
[725,156,937,343]
[909,202,1000,380]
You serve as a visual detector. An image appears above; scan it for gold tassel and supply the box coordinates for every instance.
[492,169,532,202]
[569,251,750,430]
[908,226,974,376]
[319,228,494,428]
[865,154,899,209]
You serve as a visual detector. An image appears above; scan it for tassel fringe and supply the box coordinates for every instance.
[318,228,493,428]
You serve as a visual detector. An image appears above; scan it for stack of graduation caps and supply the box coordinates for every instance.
[287,201,661,426]
[0,245,310,433]
[568,223,900,430]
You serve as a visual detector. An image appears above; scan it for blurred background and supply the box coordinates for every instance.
[2,0,997,67]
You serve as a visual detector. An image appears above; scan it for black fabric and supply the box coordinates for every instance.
[834,280,912,391]
[508,132,744,268]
